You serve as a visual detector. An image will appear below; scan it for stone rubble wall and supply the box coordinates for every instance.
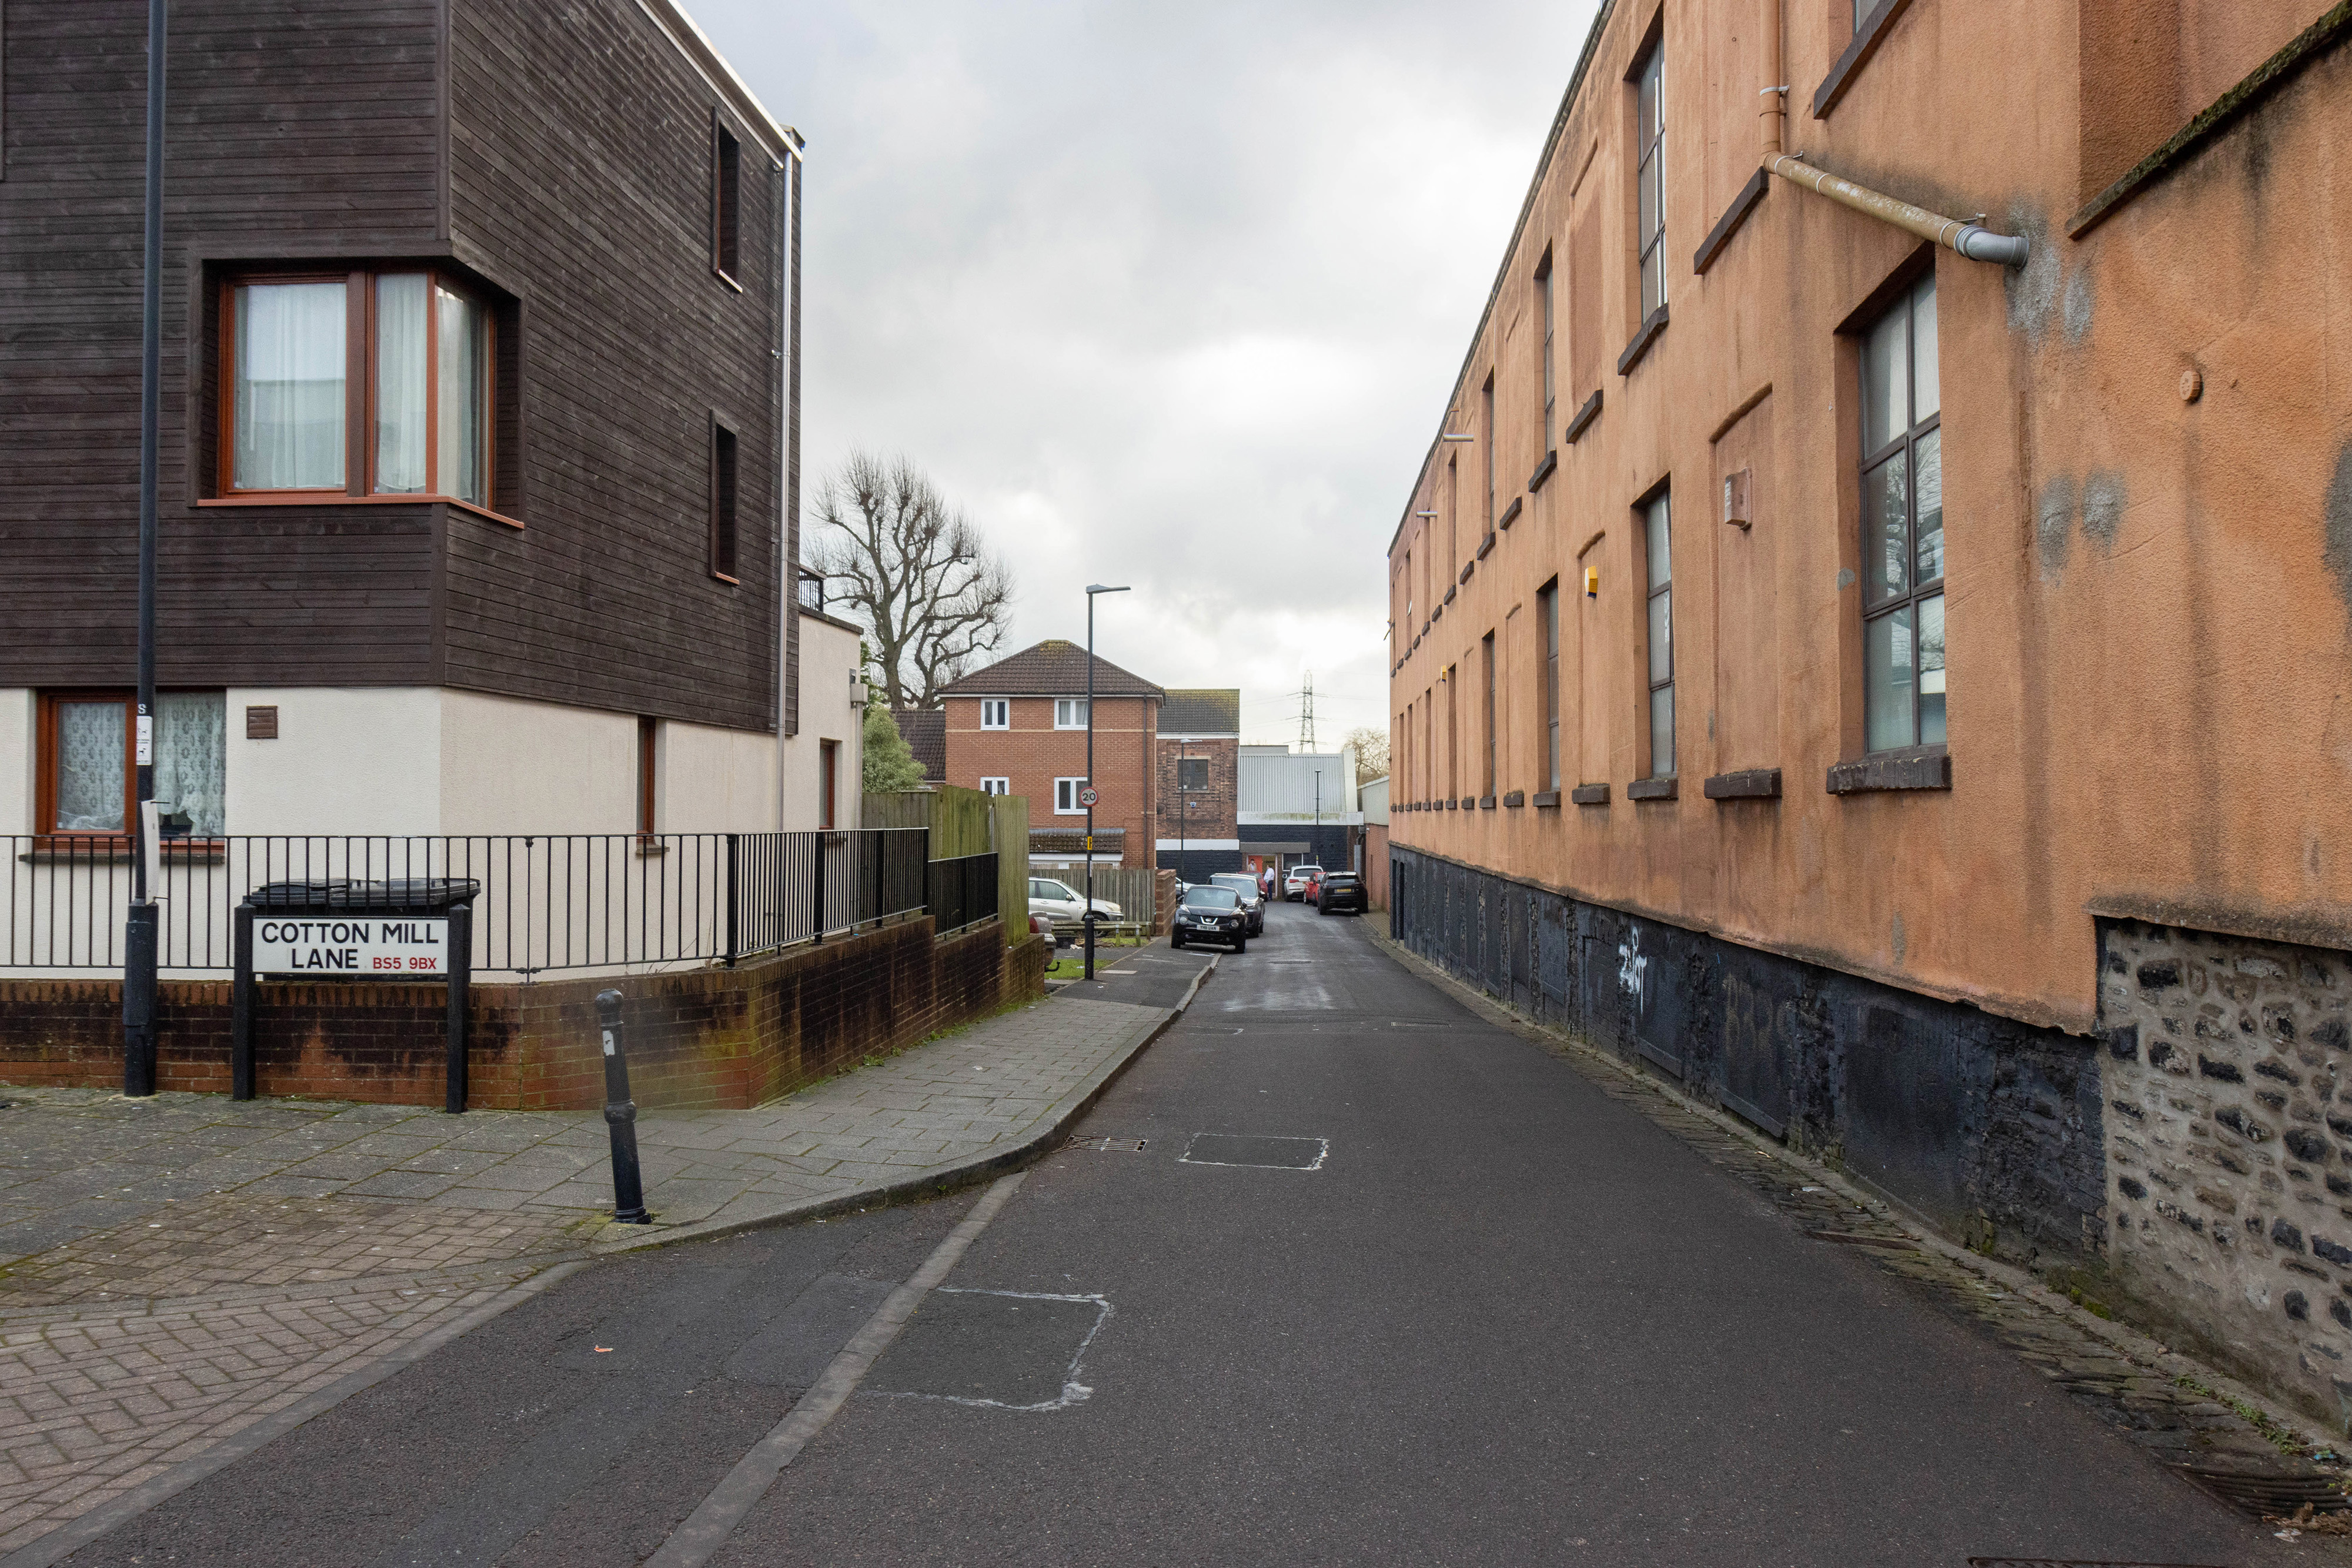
[2102,917,2352,1427]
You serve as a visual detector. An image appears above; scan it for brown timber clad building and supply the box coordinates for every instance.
[1385,0,2352,1423]
[0,0,809,839]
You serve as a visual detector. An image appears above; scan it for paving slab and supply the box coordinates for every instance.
[0,948,1211,1566]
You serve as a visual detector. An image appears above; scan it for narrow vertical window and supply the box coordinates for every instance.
[374,273,429,493]
[1635,41,1667,321]
[1481,632,1497,798]
[1643,492,1674,778]
[1481,375,1496,536]
[1859,273,1944,752]
[436,283,490,505]
[1853,0,1870,28]
[637,716,657,837]
[1536,253,1555,447]
[819,739,838,829]
[712,116,742,282]
[231,280,347,490]
[710,420,740,581]
[1446,668,1458,801]
[1539,579,1561,791]
[1446,456,1459,583]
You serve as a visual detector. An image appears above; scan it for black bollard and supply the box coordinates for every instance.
[594,989,652,1224]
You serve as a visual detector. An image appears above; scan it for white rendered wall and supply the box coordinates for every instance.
[660,716,779,832]
[784,616,866,831]
[226,688,444,835]
[0,690,33,835]
[439,690,638,834]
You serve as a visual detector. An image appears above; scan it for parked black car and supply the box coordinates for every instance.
[1171,885,1249,952]
[1315,872,1367,916]
[1209,872,1266,935]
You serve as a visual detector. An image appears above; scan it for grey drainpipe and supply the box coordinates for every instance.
[1755,0,2027,268]
[775,131,805,831]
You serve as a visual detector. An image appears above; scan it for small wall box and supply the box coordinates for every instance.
[1722,469,1752,529]
[1584,566,1599,597]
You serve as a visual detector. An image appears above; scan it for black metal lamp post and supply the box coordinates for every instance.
[1082,583,1128,981]
[124,0,168,1099]
[1178,737,1188,886]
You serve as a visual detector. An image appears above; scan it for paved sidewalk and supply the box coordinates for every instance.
[0,967,1207,1562]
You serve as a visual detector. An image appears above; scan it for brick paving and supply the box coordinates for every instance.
[0,989,1181,1560]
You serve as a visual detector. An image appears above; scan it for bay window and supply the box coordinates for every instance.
[224,269,499,513]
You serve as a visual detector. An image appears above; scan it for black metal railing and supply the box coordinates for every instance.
[927,851,1000,936]
[1,830,933,977]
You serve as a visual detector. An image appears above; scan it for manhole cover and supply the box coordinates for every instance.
[1180,1133,1328,1170]
[866,1289,1109,1409]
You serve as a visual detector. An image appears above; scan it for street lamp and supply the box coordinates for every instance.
[1178,736,1188,888]
[1083,583,1129,981]
[125,0,168,1099]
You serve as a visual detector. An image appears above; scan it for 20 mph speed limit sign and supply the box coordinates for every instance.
[1078,787,1100,807]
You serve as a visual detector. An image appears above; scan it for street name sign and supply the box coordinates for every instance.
[253,916,450,977]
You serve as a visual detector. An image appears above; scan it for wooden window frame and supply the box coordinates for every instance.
[637,716,659,837]
[712,111,743,288]
[212,266,516,527]
[709,415,741,583]
[34,690,228,842]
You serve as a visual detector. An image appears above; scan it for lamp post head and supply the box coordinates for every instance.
[1085,584,1131,596]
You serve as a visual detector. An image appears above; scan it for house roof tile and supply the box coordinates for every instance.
[940,640,1163,700]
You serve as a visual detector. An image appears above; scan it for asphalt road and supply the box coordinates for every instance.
[60,901,2312,1567]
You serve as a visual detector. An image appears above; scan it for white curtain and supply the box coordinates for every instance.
[153,693,226,838]
[436,285,487,504]
[374,273,429,494]
[55,701,126,832]
[233,282,345,490]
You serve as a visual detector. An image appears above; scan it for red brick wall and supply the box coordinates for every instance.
[943,693,1158,867]
[0,921,1050,1111]
[1155,737,1237,840]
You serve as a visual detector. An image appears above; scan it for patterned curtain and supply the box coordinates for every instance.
[153,693,226,837]
[55,701,126,832]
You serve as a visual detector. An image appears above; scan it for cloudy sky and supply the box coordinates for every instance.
[691,0,1602,750]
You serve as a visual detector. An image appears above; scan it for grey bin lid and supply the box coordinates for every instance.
[246,878,480,914]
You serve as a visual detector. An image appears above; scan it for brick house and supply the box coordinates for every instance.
[1155,690,1239,881]
[938,642,1162,872]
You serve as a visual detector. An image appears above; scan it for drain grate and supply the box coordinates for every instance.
[1064,1135,1147,1152]
[2177,1464,2351,1516]
[1803,1229,1919,1250]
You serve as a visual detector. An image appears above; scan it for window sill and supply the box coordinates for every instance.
[1443,585,1456,605]
[198,493,525,530]
[1812,0,1919,119]
[635,838,670,857]
[1693,168,1770,276]
[1526,451,1558,493]
[710,570,740,586]
[1616,305,1669,377]
[1503,790,1525,808]
[1532,790,1561,808]
[1571,783,1610,806]
[1458,559,1475,584]
[1703,767,1783,800]
[1826,745,1950,794]
[1496,497,1521,532]
[1478,795,1497,810]
[1626,777,1678,801]
[1564,389,1603,445]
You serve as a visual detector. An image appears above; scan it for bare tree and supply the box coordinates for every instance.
[1344,726,1390,787]
[809,451,1013,708]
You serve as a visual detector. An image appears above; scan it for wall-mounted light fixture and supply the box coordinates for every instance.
[1585,566,1599,598]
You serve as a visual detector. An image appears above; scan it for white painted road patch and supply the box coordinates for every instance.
[1179,1133,1329,1171]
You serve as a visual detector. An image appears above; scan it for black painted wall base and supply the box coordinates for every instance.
[1389,845,2106,1267]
